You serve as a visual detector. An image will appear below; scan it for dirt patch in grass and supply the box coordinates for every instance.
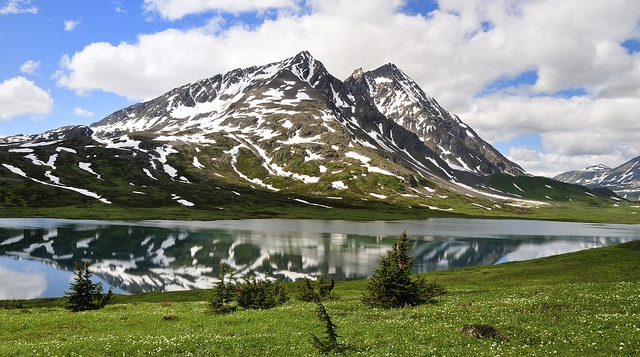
[458,324,509,341]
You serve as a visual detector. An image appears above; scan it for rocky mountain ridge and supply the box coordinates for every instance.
[554,157,640,200]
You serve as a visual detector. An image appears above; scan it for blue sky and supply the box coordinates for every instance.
[1,0,639,177]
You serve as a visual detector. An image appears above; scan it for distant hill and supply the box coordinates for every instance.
[554,157,640,200]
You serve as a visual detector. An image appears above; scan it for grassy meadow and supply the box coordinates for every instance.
[1,194,639,224]
[2,241,639,356]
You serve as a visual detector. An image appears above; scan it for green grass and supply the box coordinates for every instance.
[1,191,638,223]
[2,241,639,356]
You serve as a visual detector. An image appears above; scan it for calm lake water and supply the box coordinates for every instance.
[0,218,638,299]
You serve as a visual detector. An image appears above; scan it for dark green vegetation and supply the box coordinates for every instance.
[297,275,337,302]
[209,263,238,314]
[208,263,291,314]
[64,261,113,312]
[363,230,446,308]
[2,241,639,356]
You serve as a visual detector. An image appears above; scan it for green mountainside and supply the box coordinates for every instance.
[0,52,634,222]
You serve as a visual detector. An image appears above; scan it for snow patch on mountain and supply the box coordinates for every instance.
[2,163,112,204]
[141,168,156,180]
[8,148,33,153]
[56,147,77,154]
[172,194,195,207]
[332,181,348,190]
[44,171,60,184]
[192,156,204,169]
[293,198,331,208]
[345,151,371,163]
[79,162,102,180]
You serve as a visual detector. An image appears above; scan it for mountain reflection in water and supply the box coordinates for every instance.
[0,218,637,299]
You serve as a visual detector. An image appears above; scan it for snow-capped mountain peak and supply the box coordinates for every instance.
[344,62,524,176]
[0,51,538,209]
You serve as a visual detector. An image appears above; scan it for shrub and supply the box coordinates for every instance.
[297,275,336,302]
[2,299,23,310]
[236,275,289,310]
[297,278,318,302]
[210,265,289,312]
[362,230,445,308]
[64,261,113,312]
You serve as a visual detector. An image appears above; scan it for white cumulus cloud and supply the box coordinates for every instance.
[0,0,37,15]
[19,59,40,74]
[0,266,46,299]
[0,77,53,120]
[64,19,81,31]
[55,29,225,101]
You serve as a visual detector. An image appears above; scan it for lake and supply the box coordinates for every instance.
[0,218,638,299]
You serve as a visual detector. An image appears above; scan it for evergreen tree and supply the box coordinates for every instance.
[363,230,445,308]
[64,261,113,312]
[209,262,237,314]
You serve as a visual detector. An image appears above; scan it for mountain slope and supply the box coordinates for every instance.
[0,51,618,216]
[344,63,525,177]
[554,157,640,200]
[89,51,459,187]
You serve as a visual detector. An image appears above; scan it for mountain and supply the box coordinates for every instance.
[0,52,615,216]
[344,63,524,177]
[554,157,640,200]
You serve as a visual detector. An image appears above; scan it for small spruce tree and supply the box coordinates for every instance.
[209,262,237,314]
[64,261,113,312]
[363,230,445,308]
